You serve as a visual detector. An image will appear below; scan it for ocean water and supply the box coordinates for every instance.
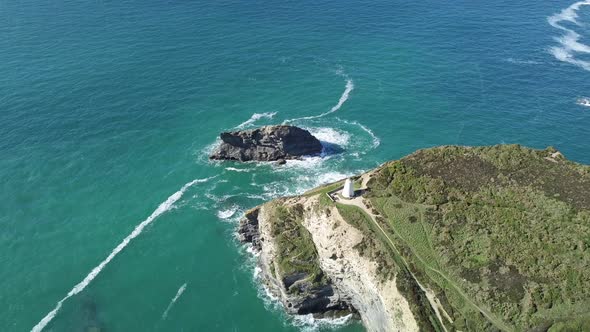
[1,0,589,331]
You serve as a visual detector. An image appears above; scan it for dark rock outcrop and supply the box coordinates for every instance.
[238,208,261,251]
[210,125,323,162]
[282,281,355,317]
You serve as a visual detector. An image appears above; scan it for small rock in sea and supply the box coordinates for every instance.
[209,125,323,162]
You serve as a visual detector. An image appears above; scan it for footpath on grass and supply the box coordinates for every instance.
[328,174,512,332]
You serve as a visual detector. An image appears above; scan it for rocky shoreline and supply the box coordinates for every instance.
[238,196,420,331]
[239,202,356,319]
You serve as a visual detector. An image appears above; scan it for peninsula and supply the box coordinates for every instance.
[239,145,590,331]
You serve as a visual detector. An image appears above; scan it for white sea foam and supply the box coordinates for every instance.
[236,112,277,129]
[260,182,294,199]
[245,244,261,257]
[225,167,251,173]
[285,76,354,123]
[308,127,351,146]
[313,171,350,185]
[253,266,263,279]
[577,97,590,106]
[246,194,267,200]
[217,205,239,220]
[337,118,381,148]
[293,313,354,331]
[548,1,590,71]
[31,177,216,332]
[162,283,188,320]
[248,248,354,331]
[202,138,222,163]
[281,156,325,171]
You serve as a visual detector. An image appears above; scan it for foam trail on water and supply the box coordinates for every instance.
[31,177,216,332]
[548,1,590,71]
[225,167,251,173]
[337,118,381,148]
[285,77,354,123]
[236,112,277,129]
[162,283,188,319]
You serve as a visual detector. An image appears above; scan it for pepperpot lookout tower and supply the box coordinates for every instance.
[342,178,355,198]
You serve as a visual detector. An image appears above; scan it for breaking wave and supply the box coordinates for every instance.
[308,127,351,147]
[236,112,277,129]
[294,313,355,332]
[548,1,590,71]
[285,76,354,123]
[337,118,381,148]
[217,205,240,220]
[31,177,216,332]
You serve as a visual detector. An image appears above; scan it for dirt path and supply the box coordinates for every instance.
[331,189,512,332]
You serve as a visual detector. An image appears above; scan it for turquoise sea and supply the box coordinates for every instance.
[1,0,590,331]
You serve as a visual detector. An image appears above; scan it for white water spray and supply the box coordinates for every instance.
[548,1,590,71]
[235,112,277,129]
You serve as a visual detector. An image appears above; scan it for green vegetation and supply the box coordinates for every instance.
[262,145,589,330]
[336,203,446,332]
[302,179,344,197]
[364,145,590,331]
[548,315,590,332]
[266,201,326,293]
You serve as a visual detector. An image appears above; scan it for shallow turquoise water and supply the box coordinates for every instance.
[1,0,589,331]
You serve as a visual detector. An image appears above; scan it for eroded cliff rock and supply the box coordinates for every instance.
[210,125,323,162]
[239,201,356,319]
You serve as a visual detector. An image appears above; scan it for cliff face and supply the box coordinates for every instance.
[210,125,323,162]
[240,199,356,318]
[239,145,590,332]
[240,196,419,331]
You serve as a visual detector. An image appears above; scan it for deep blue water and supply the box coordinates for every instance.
[1,0,589,331]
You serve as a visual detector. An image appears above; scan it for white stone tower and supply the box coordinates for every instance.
[342,178,355,198]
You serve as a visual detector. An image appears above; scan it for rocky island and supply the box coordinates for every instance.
[209,125,323,162]
[239,145,590,331]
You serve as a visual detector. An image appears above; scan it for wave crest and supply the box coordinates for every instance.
[31,177,216,332]
[548,1,590,71]
[236,112,277,129]
[285,76,354,123]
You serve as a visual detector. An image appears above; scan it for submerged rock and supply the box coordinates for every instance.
[209,125,323,162]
